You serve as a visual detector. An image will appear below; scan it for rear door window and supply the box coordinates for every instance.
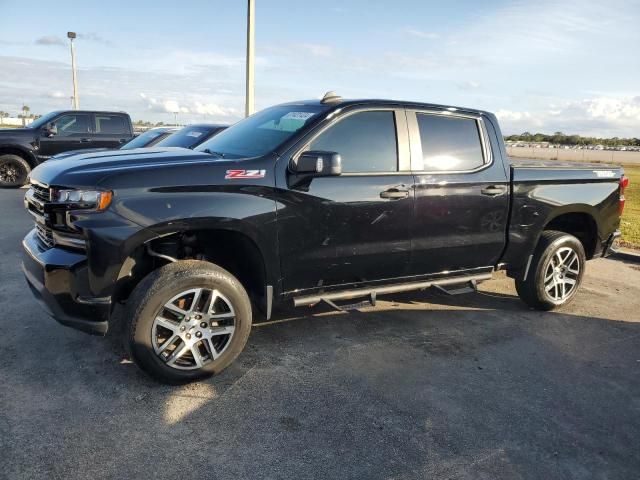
[95,115,128,135]
[416,114,485,171]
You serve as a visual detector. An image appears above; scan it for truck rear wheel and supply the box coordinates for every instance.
[0,154,31,188]
[126,260,252,384]
[515,230,586,311]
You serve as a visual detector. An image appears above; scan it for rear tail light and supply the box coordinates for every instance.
[619,175,629,215]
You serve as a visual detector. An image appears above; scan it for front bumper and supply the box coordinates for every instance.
[22,229,110,335]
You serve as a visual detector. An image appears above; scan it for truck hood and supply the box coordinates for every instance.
[0,127,34,140]
[29,147,224,187]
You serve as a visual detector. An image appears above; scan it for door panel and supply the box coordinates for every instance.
[276,108,413,293]
[277,175,414,292]
[408,111,509,275]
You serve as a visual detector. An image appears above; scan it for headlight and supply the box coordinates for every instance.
[52,189,113,211]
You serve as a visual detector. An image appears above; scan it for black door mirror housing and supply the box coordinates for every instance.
[291,151,342,176]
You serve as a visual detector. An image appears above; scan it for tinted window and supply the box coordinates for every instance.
[156,126,220,149]
[416,114,485,171]
[310,111,398,173]
[54,114,91,136]
[195,105,326,158]
[95,115,128,135]
[121,129,169,150]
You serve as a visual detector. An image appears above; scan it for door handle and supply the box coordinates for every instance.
[380,188,409,200]
[80,138,92,143]
[481,185,507,196]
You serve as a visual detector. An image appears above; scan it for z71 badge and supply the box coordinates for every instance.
[225,169,266,179]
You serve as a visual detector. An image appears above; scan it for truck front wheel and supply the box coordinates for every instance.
[515,230,586,311]
[126,260,252,384]
[0,154,31,188]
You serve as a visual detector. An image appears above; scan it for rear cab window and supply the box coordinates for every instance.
[95,115,129,135]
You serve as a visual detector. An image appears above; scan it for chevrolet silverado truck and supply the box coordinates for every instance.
[22,93,627,383]
[0,110,133,187]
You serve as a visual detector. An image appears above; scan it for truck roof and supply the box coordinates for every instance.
[47,110,131,116]
[279,98,493,118]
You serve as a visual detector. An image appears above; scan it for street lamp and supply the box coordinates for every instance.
[67,31,79,110]
[245,0,255,117]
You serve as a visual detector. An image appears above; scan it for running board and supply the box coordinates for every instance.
[432,280,478,296]
[292,273,492,308]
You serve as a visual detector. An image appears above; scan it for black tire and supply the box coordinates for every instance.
[126,260,252,384]
[0,154,31,188]
[515,230,586,311]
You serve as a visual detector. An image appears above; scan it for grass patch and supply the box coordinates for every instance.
[621,165,640,248]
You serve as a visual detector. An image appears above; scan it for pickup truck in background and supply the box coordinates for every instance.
[22,93,627,383]
[0,110,134,187]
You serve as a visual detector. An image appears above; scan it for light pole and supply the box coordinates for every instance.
[67,31,79,110]
[245,0,255,117]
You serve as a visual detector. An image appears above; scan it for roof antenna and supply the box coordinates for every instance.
[321,91,342,104]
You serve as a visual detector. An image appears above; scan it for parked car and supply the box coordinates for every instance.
[50,126,180,160]
[0,110,134,187]
[22,93,626,383]
[152,124,227,149]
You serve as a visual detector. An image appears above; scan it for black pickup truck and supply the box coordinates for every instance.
[0,110,134,187]
[22,94,627,383]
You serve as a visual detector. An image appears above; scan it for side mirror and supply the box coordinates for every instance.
[291,151,342,176]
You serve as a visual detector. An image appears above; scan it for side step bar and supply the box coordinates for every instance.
[292,273,493,308]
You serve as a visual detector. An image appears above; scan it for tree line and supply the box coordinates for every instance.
[505,132,640,147]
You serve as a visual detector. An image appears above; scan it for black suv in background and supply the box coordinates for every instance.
[0,110,134,187]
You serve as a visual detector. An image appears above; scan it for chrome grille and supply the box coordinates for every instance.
[30,182,50,202]
[35,223,54,248]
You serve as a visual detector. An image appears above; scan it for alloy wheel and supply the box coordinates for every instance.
[151,287,236,370]
[543,246,580,301]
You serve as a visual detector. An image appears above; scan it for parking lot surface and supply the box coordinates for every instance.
[1,187,639,480]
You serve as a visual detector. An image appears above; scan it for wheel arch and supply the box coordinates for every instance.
[0,145,39,168]
[111,223,276,319]
[541,209,599,259]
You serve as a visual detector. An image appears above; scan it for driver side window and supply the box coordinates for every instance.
[54,114,91,136]
[309,111,398,173]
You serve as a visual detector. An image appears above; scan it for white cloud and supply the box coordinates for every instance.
[403,28,439,40]
[300,43,334,57]
[497,96,640,137]
[35,36,65,46]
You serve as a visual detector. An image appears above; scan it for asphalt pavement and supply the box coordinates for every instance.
[1,187,639,480]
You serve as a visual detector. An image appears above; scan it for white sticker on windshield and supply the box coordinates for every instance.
[282,112,315,121]
[186,131,203,138]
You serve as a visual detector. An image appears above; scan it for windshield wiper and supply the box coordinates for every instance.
[203,148,226,158]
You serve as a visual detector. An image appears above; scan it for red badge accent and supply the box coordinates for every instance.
[225,169,266,179]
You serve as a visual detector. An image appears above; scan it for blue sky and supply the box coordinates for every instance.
[1,0,639,136]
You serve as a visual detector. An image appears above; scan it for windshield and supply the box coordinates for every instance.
[195,105,326,158]
[121,129,169,150]
[155,125,221,149]
[27,111,62,129]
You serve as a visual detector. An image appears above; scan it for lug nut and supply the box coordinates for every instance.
[180,326,186,332]
[195,314,202,320]
[200,322,207,328]
[195,331,202,338]
[186,333,191,340]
